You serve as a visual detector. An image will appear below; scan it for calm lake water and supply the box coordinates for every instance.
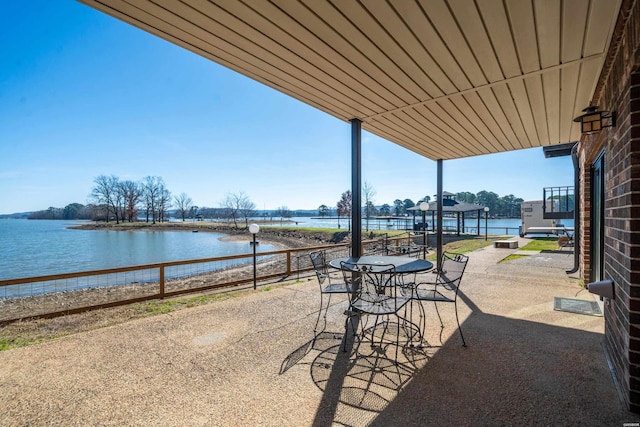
[0,216,574,282]
[0,219,275,281]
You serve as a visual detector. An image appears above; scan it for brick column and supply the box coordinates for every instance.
[626,71,640,412]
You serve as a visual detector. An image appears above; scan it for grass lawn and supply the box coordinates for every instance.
[519,237,561,251]
[424,237,499,261]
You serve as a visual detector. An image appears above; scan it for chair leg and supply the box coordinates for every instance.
[372,315,382,349]
[433,301,444,329]
[416,300,427,346]
[313,292,325,335]
[342,318,348,352]
[454,300,466,347]
[394,314,401,365]
[401,300,423,347]
[314,292,340,345]
[342,311,360,353]
[342,311,351,353]
[323,293,332,332]
[434,302,445,345]
[406,295,416,345]
[313,292,332,348]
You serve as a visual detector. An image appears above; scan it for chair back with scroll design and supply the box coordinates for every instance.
[412,251,469,346]
[309,250,352,340]
[341,262,410,364]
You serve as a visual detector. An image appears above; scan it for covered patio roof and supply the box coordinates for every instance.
[80,0,621,161]
[80,0,623,265]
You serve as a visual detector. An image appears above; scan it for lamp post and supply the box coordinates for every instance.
[249,223,260,290]
[419,201,429,258]
[484,207,490,241]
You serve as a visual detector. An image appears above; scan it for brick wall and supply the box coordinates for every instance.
[584,0,640,411]
[627,71,640,412]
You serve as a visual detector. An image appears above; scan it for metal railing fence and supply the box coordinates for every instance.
[0,239,392,323]
[0,232,492,324]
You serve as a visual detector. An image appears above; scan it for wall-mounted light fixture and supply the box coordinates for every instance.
[573,105,616,134]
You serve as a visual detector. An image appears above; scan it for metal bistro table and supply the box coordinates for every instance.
[328,255,433,274]
[329,255,434,351]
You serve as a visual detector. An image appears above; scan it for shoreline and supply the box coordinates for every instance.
[0,223,351,323]
[69,221,351,250]
[2,223,484,324]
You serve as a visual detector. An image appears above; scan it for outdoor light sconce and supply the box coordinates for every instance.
[573,105,616,134]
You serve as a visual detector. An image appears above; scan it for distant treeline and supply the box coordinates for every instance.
[22,173,540,222]
[26,204,324,221]
[28,203,96,220]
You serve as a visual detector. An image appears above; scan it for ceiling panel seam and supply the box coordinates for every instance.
[363,54,603,122]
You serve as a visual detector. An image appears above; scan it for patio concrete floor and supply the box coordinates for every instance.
[1,237,639,426]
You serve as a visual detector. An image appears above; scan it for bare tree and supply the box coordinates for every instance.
[337,190,352,230]
[363,181,376,231]
[142,176,158,223]
[157,186,172,223]
[239,197,256,227]
[119,180,141,222]
[174,193,193,221]
[275,206,292,224]
[91,175,121,223]
[141,176,169,224]
[221,191,254,229]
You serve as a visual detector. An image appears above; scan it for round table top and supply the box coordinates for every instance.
[328,255,433,274]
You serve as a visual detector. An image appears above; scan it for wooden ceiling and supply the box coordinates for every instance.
[80,0,621,160]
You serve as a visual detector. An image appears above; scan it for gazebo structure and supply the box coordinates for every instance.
[407,192,488,236]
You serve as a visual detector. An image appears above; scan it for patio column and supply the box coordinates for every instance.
[351,119,362,257]
[437,159,443,271]
[568,142,580,274]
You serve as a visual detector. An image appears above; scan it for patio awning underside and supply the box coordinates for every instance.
[79,0,621,161]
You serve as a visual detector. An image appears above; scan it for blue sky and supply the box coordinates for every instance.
[0,1,574,215]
